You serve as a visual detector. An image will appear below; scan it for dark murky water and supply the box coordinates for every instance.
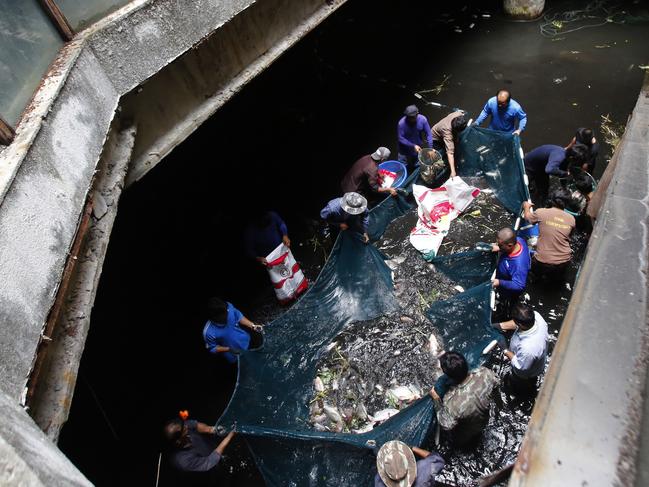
[58,0,648,485]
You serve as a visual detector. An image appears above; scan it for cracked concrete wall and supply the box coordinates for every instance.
[0,46,118,402]
[0,389,91,486]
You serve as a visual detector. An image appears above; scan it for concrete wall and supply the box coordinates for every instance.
[510,74,649,487]
[0,389,91,486]
[0,0,346,482]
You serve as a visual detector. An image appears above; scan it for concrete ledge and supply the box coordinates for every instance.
[510,74,649,487]
[0,389,91,486]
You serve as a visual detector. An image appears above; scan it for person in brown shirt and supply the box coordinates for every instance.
[340,147,396,198]
[431,111,468,179]
[522,188,575,282]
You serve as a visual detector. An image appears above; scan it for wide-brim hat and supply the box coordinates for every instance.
[341,192,367,215]
[376,440,417,487]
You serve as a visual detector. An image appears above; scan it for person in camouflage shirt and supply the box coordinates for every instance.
[429,351,499,446]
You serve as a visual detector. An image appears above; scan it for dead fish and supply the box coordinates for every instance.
[323,404,343,424]
[314,377,325,392]
[311,414,328,425]
[429,333,440,357]
[332,379,339,391]
[325,342,338,352]
[353,423,375,434]
[388,386,420,402]
[313,423,328,432]
[453,285,465,293]
[356,403,369,421]
[400,316,414,324]
[371,408,400,423]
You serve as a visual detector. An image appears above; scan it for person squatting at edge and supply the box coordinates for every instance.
[431,111,468,179]
[397,104,433,170]
[202,298,263,363]
[341,146,397,198]
[320,192,370,243]
[491,227,530,320]
[493,303,549,396]
[243,210,291,267]
[474,89,527,136]
[566,127,599,173]
[374,440,445,487]
[523,188,575,283]
[428,351,498,446]
[164,418,235,474]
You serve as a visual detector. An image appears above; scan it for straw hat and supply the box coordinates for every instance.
[376,440,417,487]
[341,192,367,215]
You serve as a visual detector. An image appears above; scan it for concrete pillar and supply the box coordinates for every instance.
[503,0,545,20]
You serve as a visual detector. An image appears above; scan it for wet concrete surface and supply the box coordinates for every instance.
[57,0,648,485]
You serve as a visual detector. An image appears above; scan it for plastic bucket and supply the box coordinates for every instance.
[379,161,408,188]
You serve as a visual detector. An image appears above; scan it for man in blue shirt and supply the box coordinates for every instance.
[320,192,370,243]
[524,143,589,203]
[243,210,291,266]
[474,89,527,135]
[202,298,262,363]
[491,227,530,321]
[397,105,433,170]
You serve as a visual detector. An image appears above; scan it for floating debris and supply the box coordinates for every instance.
[553,76,567,84]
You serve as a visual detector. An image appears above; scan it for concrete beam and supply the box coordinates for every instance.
[510,74,649,487]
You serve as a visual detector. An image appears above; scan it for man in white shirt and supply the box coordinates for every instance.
[494,302,549,395]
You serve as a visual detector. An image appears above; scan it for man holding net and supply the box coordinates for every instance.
[474,89,527,136]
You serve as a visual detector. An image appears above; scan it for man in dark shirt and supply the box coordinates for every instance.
[243,210,290,266]
[566,127,599,173]
[164,418,235,474]
[341,147,396,198]
[524,143,588,204]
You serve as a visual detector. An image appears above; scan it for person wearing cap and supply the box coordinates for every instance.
[375,440,445,487]
[341,147,397,198]
[428,351,498,446]
[397,105,433,170]
[493,303,549,396]
[163,417,235,474]
[320,192,370,243]
[431,111,468,178]
[474,89,527,135]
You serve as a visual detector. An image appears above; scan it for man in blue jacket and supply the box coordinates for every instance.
[474,89,527,135]
[397,105,433,170]
[491,227,530,320]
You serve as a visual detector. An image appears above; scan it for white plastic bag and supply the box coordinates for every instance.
[266,243,308,303]
[409,178,480,256]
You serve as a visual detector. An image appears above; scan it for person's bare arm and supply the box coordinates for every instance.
[196,422,216,434]
[411,446,431,459]
[215,431,236,455]
[448,153,457,178]
[522,201,534,221]
[497,319,517,331]
[239,316,256,329]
